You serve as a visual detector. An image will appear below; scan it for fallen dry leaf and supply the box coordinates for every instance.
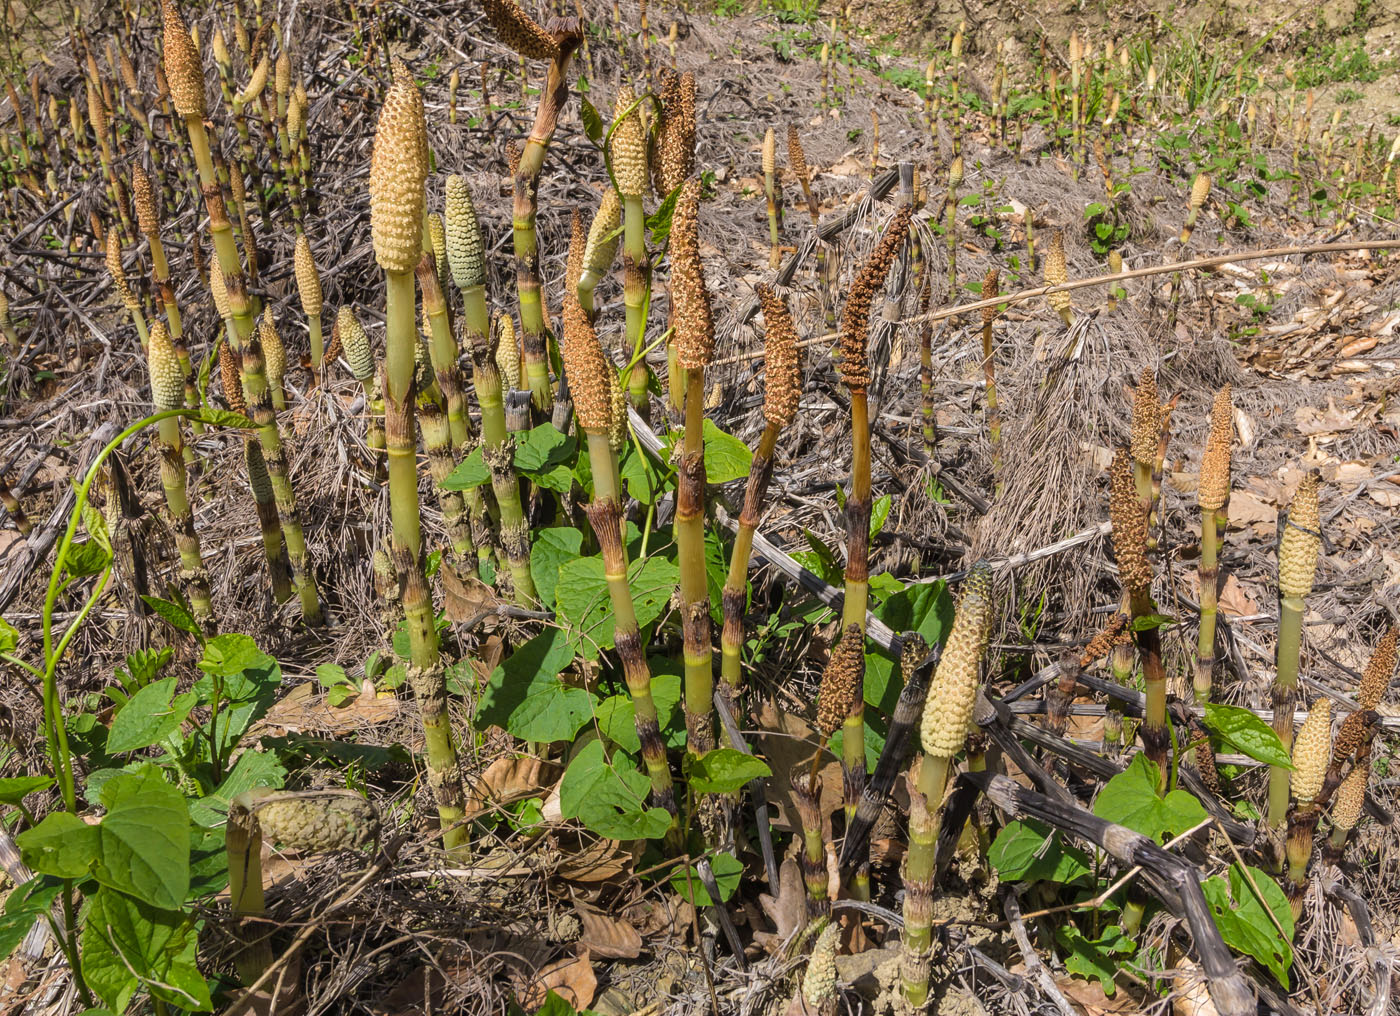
[1226,490,1276,530]
[555,836,636,883]
[1052,974,1141,1014]
[1216,574,1261,618]
[1368,486,1400,508]
[1295,398,1363,436]
[512,948,596,1010]
[755,858,806,954]
[464,755,552,818]
[443,568,504,623]
[257,680,402,736]
[574,905,643,959]
[623,895,694,942]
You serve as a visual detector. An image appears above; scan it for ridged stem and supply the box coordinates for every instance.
[419,392,476,579]
[463,282,536,604]
[678,368,713,753]
[1269,596,1305,827]
[384,268,467,856]
[842,391,871,824]
[1194,509,1221,702]
[902,754,940,1007]
[513,47,577,415]
[154,416,214,629]
[720,423,779,691]
[183,113,321,622]
[1129,586,1168,792]
[307,315,323,388]
[239,335,321,624]
[981,317,999,479]
[622,195,651,415]
[417,256,472,450]
[243,435,292,603]
[918,281,935,456]
[765,173,780,270]
[584,430,679,835]
[225,801,271,984]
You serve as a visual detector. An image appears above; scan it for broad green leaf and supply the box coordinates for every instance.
[1202,703,1293,769]
[195,635,280,757]
[530,527,585,610]
[646,183,684,248]
[66,540,112,578]
[195,634,281,702]
[1092,754,1208,845]
[579,97,604,143]
[701,419,752,484]
[863,581,954,715]
[443,426,575,491]
[1055,924,1136,994]
[105,677,197,754]
[475,628,593,742]
[559,739,672,840]
[0,616,18,653]
[618,441,662,504]
[140,594,201,636]
[596,674,683,753]
[988,820,1094,885]
[199,407,256,429]
[869,494,892,538]
[440,445,489,489]
[1128,613,1176,632]
[16,812,98,879]
[188,824,229,897]
[0,911,40,964]
[188,749,286,828]
[669,851,743,905]
[555,554,679,659]
[0,876,62,962]
[513,423,576,473]
[797,529,842,586]
[82,887,211,1012]
[868,572,905,603]
[686,748,771,795]
[1202,864,1293,984]
[315,663,351,689]
[0,775,54,804]
[96,767,190,909]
